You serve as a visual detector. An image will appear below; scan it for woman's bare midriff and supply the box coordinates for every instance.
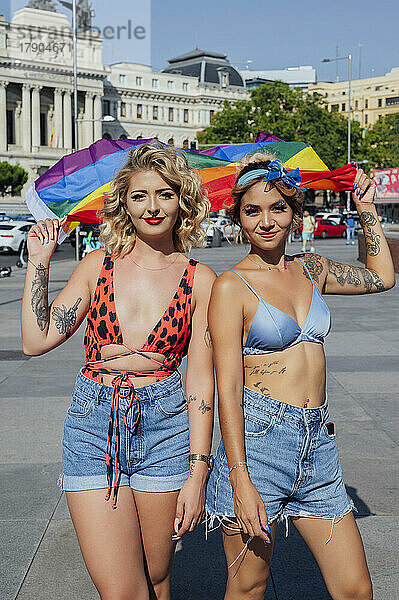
[243,341,326,407]
[99,344,168,387]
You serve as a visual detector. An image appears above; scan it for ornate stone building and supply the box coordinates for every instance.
[0,6,247,200]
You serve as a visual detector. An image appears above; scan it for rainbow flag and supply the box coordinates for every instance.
[25,137,356,241]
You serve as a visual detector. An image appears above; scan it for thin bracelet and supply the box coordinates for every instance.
[229,461,248,474]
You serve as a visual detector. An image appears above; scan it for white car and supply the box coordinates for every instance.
[210,216,241,241]
[0,220,32,253]
[314,212,343,224]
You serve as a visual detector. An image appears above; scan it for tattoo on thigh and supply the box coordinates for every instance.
[52,298,82,338]
[31,263,49,331]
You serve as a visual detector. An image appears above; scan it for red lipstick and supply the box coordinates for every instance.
[258,231,277,239]
[143,217,165,225]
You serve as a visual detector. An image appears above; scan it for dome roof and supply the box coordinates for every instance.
[163,48,244,87]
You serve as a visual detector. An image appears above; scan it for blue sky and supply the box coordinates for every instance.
[7,0,399,81]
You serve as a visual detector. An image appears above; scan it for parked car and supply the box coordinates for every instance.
[0,220,32,253]
[314,218,346,239]
[314,211,343,224]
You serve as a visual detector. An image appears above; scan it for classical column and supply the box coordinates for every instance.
[54,88,63,148]
[22,83,31,153]
[63,90,72,150]
[93,94,102,141]
[31,85,42,151]
[0,81,7,152]
[83,91,94,146]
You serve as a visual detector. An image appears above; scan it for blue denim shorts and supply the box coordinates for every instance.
[62,370,190,493]
[302,231,314,241]
[206,386,353,524]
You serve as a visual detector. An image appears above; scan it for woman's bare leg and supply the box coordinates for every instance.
[67,488,149,600]
[222,521,276,600]
[292,512,372,600]
[133,490,180,600]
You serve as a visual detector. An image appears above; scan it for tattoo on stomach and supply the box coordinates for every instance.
[245,361,287,376]
[253,381,271,395]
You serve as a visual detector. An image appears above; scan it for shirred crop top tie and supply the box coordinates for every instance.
[82,253,198,507]
[229,257,331,355]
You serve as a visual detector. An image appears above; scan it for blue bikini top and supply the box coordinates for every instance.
[230,257,331,355]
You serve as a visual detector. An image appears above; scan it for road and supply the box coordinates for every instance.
[0,238,397,599]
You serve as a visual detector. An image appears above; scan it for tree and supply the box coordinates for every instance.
[0,162,29,197]
[198,82,364,170]
[361,113,399,171]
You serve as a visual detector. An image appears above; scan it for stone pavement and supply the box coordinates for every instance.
[0,239,398,600]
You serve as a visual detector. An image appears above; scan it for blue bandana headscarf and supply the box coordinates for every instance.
[236,159,306,192]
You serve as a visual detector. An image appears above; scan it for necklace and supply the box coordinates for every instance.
[130,253,180,271]
[246,254,287,271]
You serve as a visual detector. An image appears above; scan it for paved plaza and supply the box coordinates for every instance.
[0,239,398,600]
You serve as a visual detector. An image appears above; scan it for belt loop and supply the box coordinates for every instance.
[276,401,286,424]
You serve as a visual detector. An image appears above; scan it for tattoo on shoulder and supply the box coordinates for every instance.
[198,399,211,414]
[204,326,212,348]
[300,254,324,283]
[31,263,49,331]
[52,298,82,338]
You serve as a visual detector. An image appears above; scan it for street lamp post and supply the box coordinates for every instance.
[322,54,352,211]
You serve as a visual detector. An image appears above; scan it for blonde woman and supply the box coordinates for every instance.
[21,144,215,600]
[206,154,394,599]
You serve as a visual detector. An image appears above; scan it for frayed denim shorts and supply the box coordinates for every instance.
[62,369,190,493]
[206,386,353,526]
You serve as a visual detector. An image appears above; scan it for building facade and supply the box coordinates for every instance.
[308,67,399,130]
[239,66,316,90]
[0,7,247,200]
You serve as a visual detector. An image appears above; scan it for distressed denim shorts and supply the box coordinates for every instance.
[62,369,190,493]
[206,386,353,525]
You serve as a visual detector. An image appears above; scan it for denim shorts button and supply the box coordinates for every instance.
[306,412,311,419]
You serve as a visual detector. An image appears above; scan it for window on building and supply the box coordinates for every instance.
[183,109,189,123]
[210,110,215,122]
[378,98,382,107]
[103,132,112,139]
[136,76,143,86]
[182,82,188,92]
[120,102,126,117]
[152,78,158,89]
[6,109,15,144]
[137,104,142,119]
[341,103,346,111]
[119,134,127,139]
[365,114,368,124]
[365,99,368,108]
[355,100,358,109]
[182,139,189,149]
[103,100,111,116]
[354,114,359,121]
[153,106,158,120]
[375,86,381,91]
[119,74,126,84]
[386,96,399,106]
[331,104,339,112]
[342,91,346,95]
[168,137,174,145]
[167,80,174,90]
[168,107,173,122]
[40,113,47,146]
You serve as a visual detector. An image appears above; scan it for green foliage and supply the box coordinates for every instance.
[198,81,364,169]
[361,113,399,171]
[0,162,29,197]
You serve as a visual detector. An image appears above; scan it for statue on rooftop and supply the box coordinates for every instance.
[27,0,57,11]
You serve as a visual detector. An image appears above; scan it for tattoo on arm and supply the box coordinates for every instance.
[31,263,49,331]
[204,326,212,348]
[360,211,381,257]
[198,398,211,414]
[300,254,324,283]
[51,298,82,338]
[187,394,197,404]
[326,259,385,293]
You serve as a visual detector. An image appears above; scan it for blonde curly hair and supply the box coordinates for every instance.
[99,143,209,257]
[226,152,305,231]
